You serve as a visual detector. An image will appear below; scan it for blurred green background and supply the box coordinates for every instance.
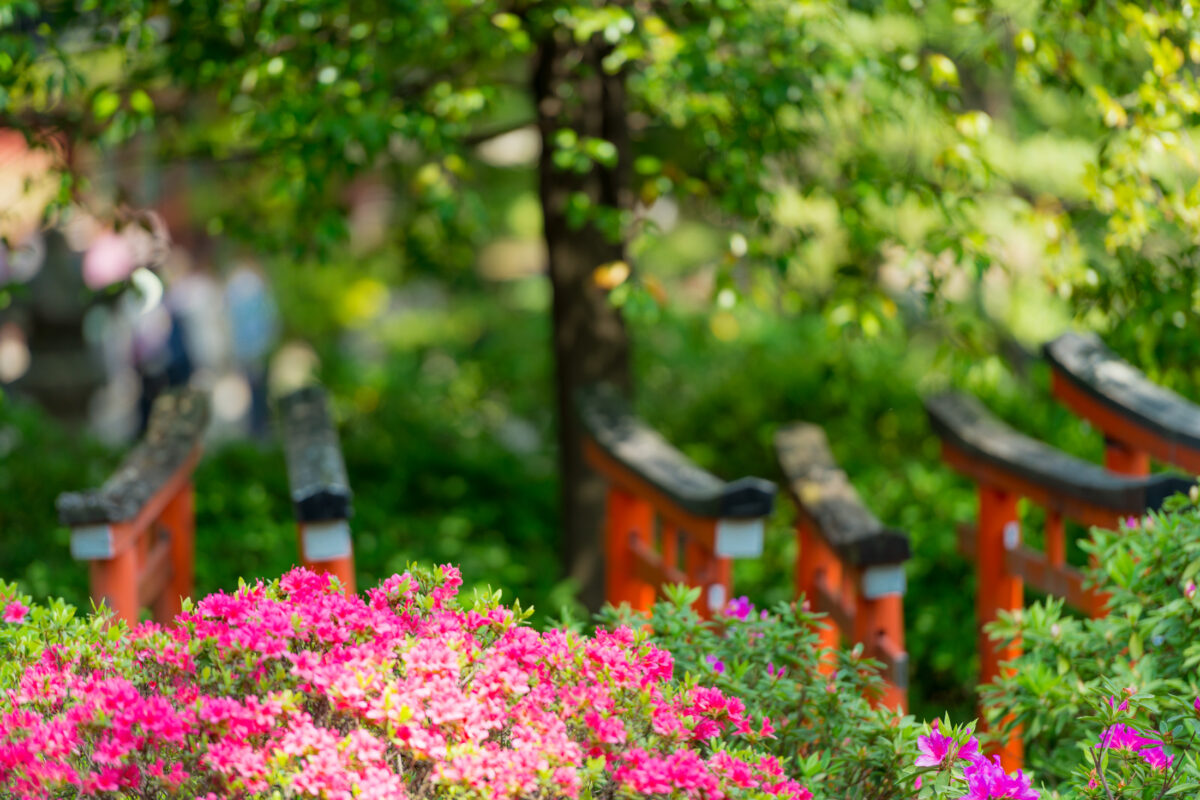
[0,264,1179,721]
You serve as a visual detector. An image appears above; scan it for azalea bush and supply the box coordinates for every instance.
[591,565,1200,800]
[984,494,1200,786]
[0,566,808,799]
[908,689,1200,799]
[597,586,920,800]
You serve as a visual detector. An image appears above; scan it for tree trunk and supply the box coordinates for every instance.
[534,33,633,611]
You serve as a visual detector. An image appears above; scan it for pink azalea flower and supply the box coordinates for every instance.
[1140,745,1174,772]
[915,720,980,768]
[962,755,1039,800]
[1097,723,1157,754]
[2,601,27,623]
[724,596,754,621]
[0,567,813,800]
[1097,724,1173,771]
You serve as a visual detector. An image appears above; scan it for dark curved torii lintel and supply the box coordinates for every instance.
[278,385,354,523]
[774,422,910,568]
[577,384,776,521]
[56,389,210,527]
[925,390,1193,515]
[1045,332,1200,461]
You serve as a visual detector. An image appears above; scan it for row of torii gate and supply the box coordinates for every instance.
[51,332,1196,772]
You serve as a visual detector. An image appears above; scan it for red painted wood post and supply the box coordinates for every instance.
[1045,511,1065,568]
[700,554,729,623]
[1104,437,1150,477]
[853,591,906,711]
[582,386,774,618]
[978,484,1023,770]
[661,523,679,575]
[279,386,357,596]
[89,537,140,625]
[796,521,841,668]
[157,482,194,620]
[604,487,655,611]
[683,535,716,618]
[713,555,733,615]
[58,389,208,627]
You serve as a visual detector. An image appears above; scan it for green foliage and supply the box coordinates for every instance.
[983,494,1200,788]
[0,291,568,621]
[598,584,922,800]
[0,580,127,691]
[0,395,117,606]
[0,290,1134,722]
[630,304,1110,721]
[2,1,1198,339]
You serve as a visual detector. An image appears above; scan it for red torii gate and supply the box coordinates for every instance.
[926,389,1191,769]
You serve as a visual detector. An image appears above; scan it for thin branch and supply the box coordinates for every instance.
[1090,734,1117,800]
[1152,732,1193,800]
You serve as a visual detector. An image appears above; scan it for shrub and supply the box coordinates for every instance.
[982,494,1200,791]
[594,576,1200,800]
[595,586,921,800]
[0,566,809,799]
[907,690,1200,799]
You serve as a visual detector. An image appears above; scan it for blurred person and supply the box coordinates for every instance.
[164,244,228,380]
[130,278,192,433]
[224,262,279,437]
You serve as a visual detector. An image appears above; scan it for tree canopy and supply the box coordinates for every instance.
[5,1,1197,296]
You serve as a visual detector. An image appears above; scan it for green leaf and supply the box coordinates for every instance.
[92,90,121,119]
[129,89,154,115]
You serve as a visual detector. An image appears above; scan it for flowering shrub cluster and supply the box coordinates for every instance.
[598,584,921,800]
[909,687,1200,800]
[0,566,810,799]
[983,497,1200,790]
[9,491,1200,799]
[597,504,1200,800]
[911,719,1038,799]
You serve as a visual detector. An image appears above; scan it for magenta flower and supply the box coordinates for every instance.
[1187,581,1197,599]
[1140,745,1174,772]
[1193,696,1200,714]
[2,601,27,623]
[705,654,725,674]
[724,596,754,621]
[915,721,980,768]
[1096,723,1173,771]
[757,716,776,738]
[1097,723,1158,754]
[962,755,1039,799]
